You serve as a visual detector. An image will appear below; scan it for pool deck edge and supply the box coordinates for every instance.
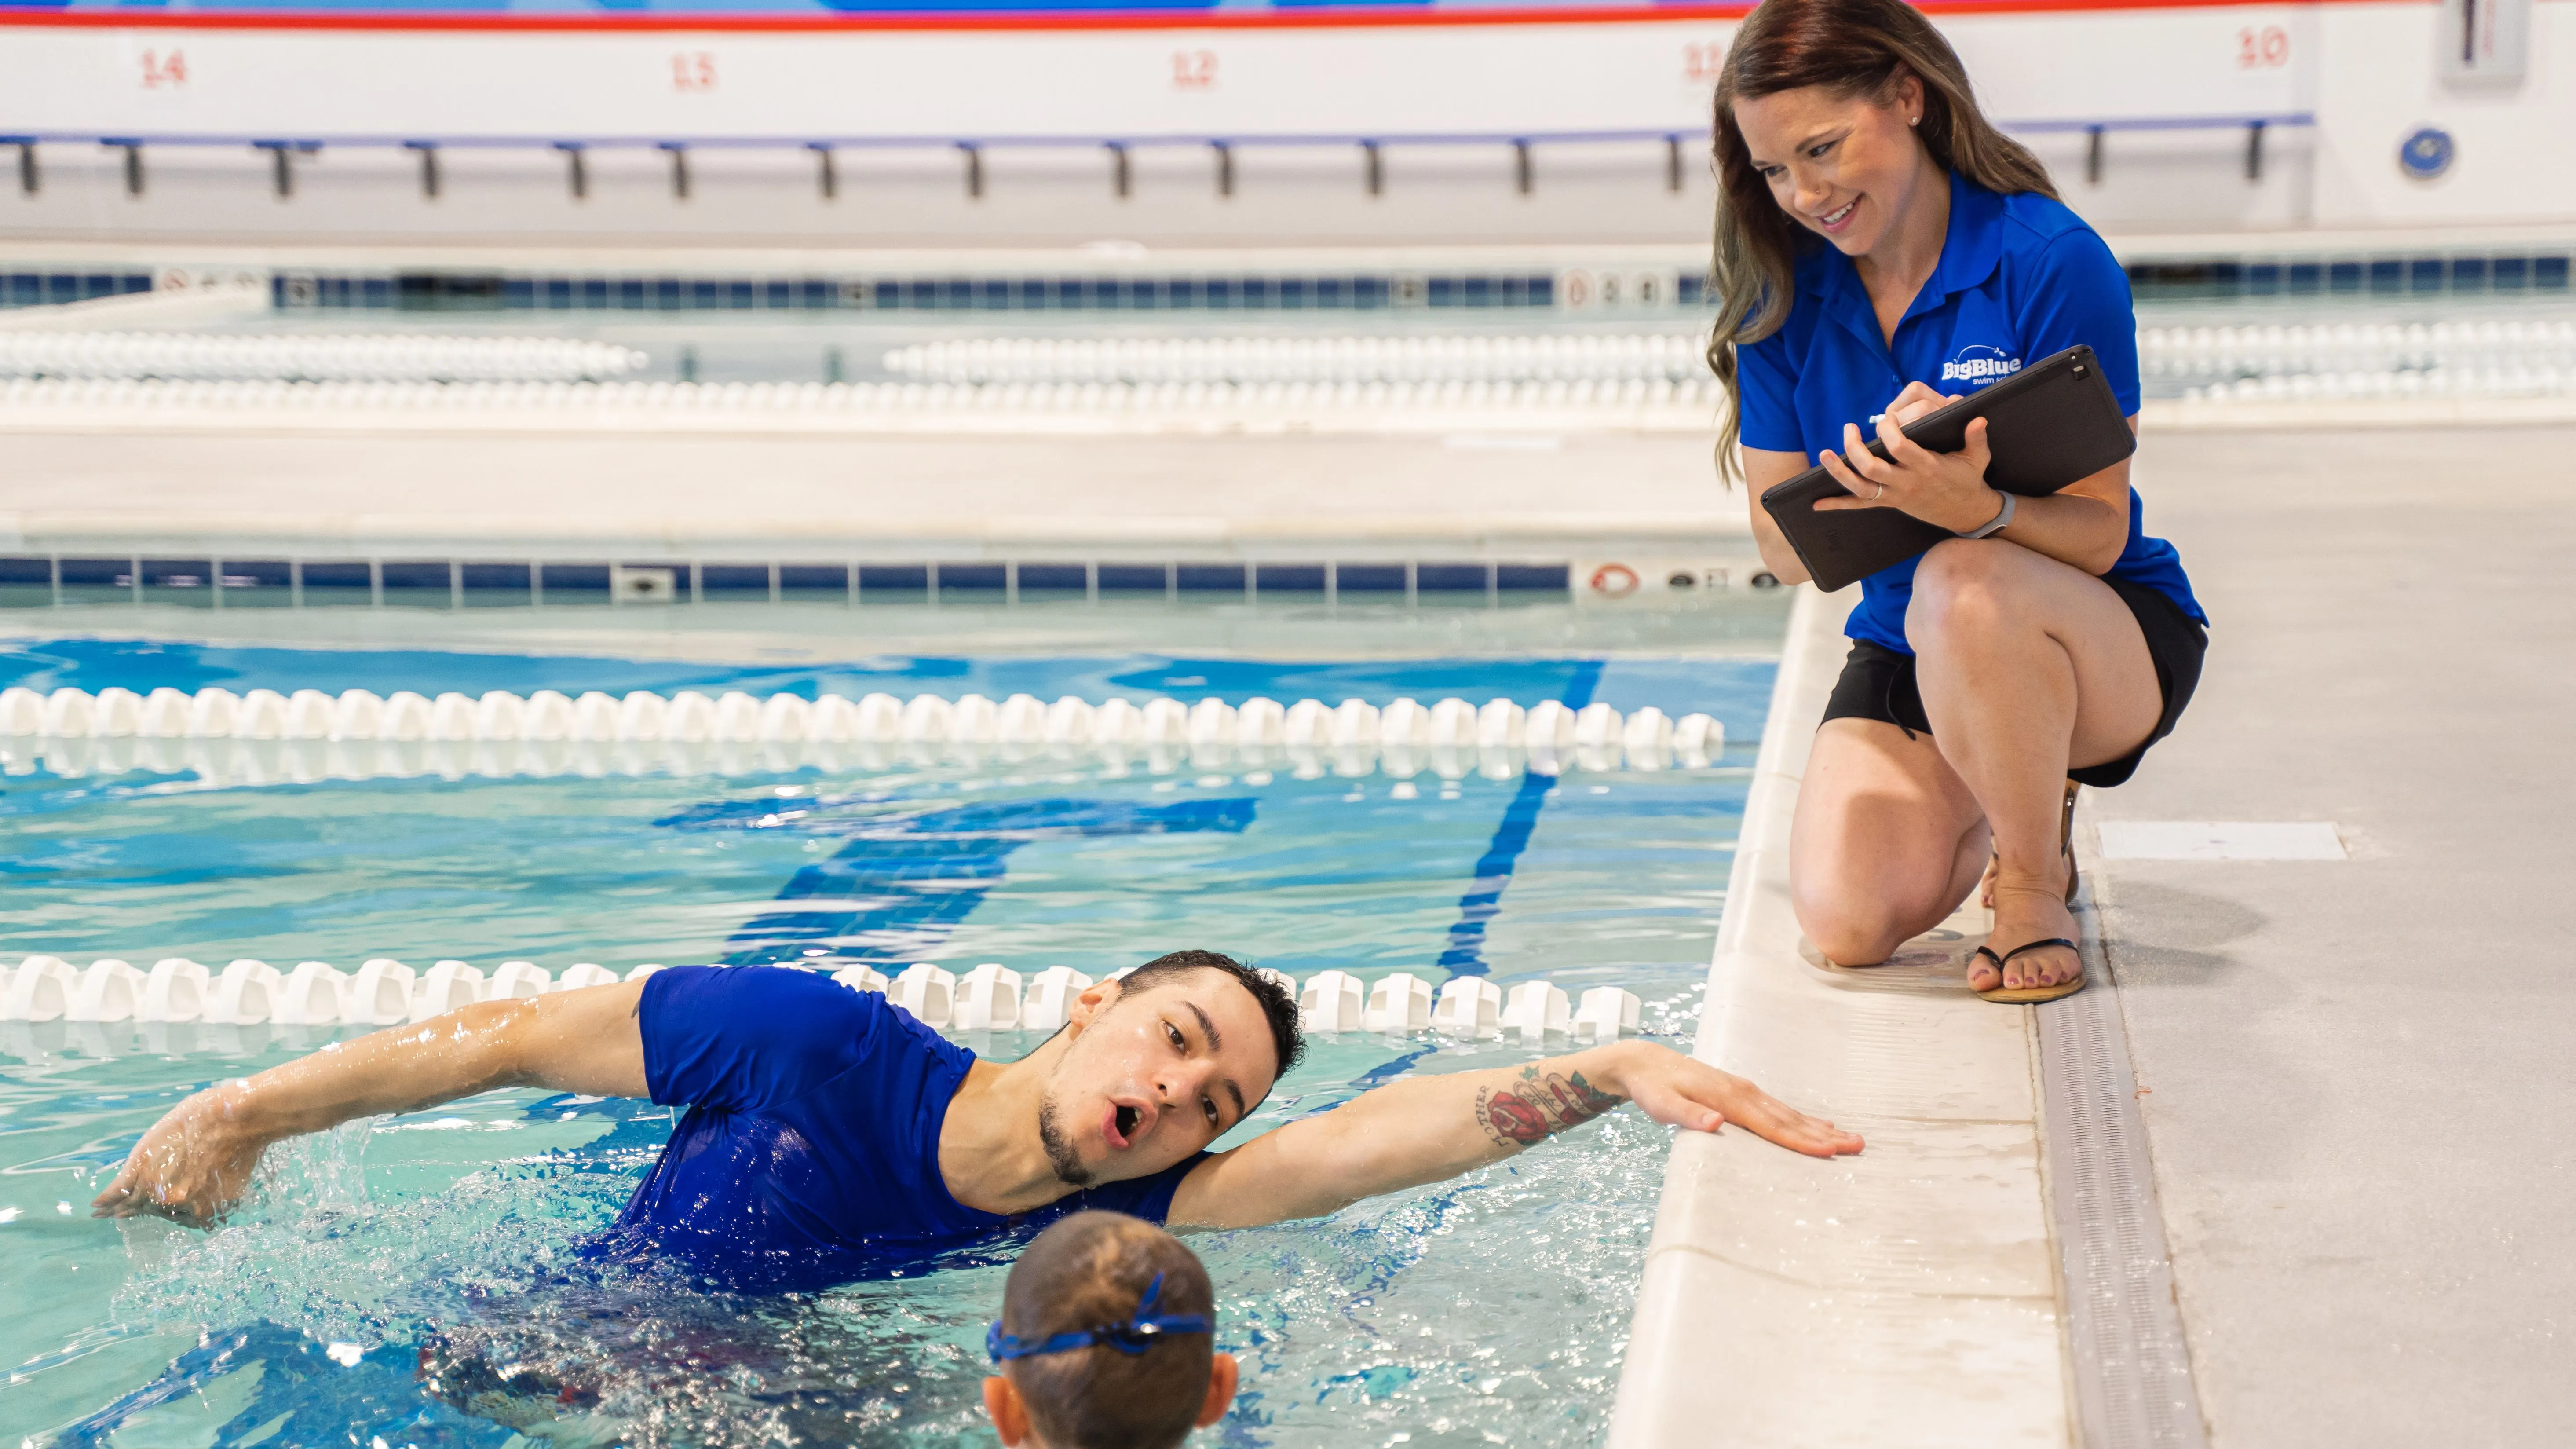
[1606,584,2070,1449]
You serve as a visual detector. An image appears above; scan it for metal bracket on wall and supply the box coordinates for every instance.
[2087,124,2107,185]
[959,141,983,200]
[10,139,34,197]
[107,139,143,198]
[810,142,836,201]
[2244,120,2265,182]
[1513,139,1533,196]
[252,140,311,200]
[405,140,440,200]
[555,142,588,201]
[1665,134,1684,194]
[661,142,691,201]
[1363,139,1383,198]
[1212,139,1234,198]
[1107,140,1130,200]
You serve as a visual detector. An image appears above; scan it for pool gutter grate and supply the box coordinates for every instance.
[2041,854,2211,1449]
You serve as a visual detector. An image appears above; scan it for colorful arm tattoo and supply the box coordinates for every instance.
[1473,1065,1627,1148]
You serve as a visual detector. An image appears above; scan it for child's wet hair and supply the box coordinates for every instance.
[998,1211,1217,1449]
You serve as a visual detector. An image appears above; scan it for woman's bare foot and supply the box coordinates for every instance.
[1970,872,2083,994]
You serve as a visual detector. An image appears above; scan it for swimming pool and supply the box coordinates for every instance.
[1,629,1773,1448]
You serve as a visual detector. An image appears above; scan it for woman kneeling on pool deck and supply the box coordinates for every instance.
[1712,0,2208,1000]
[93,951,1859,1291]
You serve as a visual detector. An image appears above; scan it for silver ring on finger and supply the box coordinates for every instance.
[1871,482,1886,500]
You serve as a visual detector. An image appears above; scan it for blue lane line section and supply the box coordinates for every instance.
[1432,659,1602,979]
[656,794,1254,966]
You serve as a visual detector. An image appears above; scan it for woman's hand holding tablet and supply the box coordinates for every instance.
[1812,381,2007,536]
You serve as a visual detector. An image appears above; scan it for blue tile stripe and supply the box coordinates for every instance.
[237,270,1591,313]
[1433,659,1601,979]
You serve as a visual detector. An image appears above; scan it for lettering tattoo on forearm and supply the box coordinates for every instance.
[1473,1066,1627,1148]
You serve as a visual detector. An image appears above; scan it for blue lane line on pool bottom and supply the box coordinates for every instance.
[661,794,1257,966]
[1433,659,1604,979]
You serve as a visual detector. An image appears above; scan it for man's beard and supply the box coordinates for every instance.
[1035,1090,1093,1187]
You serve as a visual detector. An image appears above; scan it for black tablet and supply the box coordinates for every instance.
[1757,344,2135,593]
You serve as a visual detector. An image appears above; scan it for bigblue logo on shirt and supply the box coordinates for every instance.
[1941,344,2023,387]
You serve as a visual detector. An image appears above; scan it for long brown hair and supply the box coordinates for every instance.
[1706,0,2057,482]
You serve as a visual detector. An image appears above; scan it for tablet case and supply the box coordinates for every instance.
[1758,344,2135,593]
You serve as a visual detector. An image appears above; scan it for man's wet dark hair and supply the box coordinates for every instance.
[999,1211,1217,1449]
[1116,949,1305,1085]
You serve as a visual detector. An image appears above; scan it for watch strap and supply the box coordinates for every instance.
[1958,490,2016,539]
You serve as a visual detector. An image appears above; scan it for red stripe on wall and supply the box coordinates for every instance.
[0,0,2424,36]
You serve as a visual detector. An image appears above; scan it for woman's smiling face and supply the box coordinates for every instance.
[1733,76,1935,260]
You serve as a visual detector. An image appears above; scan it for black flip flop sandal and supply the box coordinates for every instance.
[1971,937,2085,1004]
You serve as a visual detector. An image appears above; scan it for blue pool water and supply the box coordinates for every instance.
[1,635,1773,1448]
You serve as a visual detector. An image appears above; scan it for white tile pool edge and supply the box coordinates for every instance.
[1605,585,2069,1448]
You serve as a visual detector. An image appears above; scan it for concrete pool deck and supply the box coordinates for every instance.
[1617,423,2576,1446]
[2079,424,2576,1446]
[0,429,1757,564]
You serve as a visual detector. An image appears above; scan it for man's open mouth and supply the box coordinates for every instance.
[1114,1104,1141,1143]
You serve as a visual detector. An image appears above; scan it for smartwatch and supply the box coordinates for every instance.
[1957,490,2016,539]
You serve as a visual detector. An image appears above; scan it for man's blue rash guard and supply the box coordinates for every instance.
[601,965,1208,1292]
[1737,171,2206,655]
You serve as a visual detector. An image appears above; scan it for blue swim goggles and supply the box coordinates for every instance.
[986,1272,1213,1362]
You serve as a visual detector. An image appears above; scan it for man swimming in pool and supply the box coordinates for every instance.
[94,949,1861,1290]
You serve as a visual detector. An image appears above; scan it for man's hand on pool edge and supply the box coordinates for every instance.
[1600,1042,1863,1158]
[1167,1041,1859,1230]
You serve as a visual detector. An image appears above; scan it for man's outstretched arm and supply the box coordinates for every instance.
[91,981,650,1226]
[1166,1041,1860,1230]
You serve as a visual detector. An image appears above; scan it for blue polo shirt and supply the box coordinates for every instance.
[1738,171,2205,654]
[594,966,1207,1292]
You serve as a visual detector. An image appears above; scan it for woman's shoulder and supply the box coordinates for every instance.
[1995,188,2105,253]
[1990,189,2127,301]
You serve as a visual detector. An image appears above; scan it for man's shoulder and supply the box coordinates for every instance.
[640,964,968,1111]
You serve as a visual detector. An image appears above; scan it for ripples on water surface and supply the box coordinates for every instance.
[2,636,1772,1448]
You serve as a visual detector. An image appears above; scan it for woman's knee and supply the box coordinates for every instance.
[1905,538,2027,647]
[1793,891,1917,968]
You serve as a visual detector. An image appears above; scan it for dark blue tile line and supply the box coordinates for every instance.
[1433,658,1603,979]
[234,270,1585,313]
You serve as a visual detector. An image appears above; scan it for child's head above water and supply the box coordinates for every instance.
[983,1211,1237,1449]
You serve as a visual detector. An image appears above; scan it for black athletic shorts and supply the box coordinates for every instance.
[1819,576,2207,789]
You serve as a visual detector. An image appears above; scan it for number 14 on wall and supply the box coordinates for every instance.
[139,48,187,88]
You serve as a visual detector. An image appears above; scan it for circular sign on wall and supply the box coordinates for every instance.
[2399,127,2455,180]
